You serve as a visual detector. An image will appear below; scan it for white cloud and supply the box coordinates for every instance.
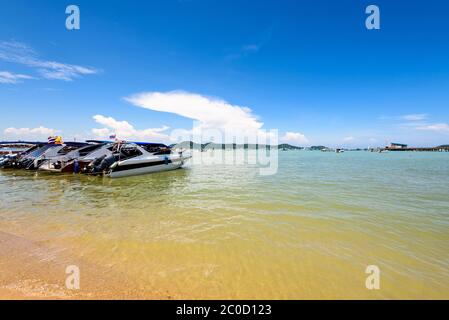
[398,113,449,134]
[242,44,261,52]
[3,126,58,139]
[402,114,428,121]
[124,91,275,143]
[281,132,309,145]
[400,121,427,127]
[92,115,171,142]
[0,40,98,81]
[0,71,34,84]
[226,43,263,60]
[415,123,449,133]
[225,28,273,61]
[343,136,355,142]
[91,128,111,138]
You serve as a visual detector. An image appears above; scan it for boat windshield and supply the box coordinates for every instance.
[25,145,57,158]
[57,145,83,155]
[141,144,171,155]
[77,144,105,157]
[117,144,142,159]
[23,145,40,154]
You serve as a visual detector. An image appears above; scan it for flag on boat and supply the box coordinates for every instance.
[48,136,63,144]
[109,133,117,140]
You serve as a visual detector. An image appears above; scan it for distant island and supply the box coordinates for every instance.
[170,141,304,151]
[170,141,449,152]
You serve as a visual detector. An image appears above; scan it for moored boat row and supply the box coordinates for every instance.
[0,137,191,178]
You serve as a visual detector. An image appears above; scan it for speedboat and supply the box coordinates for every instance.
[0,143,34,156]
[86,142,191,178]
[38,142,111,173]
[0,143,45,169]
[0,142,43,168]
[0,152,22,168]
[19,142,88,170]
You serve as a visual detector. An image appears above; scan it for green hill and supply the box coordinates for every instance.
[170,141,304,150]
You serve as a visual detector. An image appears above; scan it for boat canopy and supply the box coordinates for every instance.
[0,141,46,145]
[85,140,112,144]
[85,140,169,148]
[134,142,169,148]
[63,142,89,148]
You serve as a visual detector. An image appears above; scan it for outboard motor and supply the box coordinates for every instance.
[53,161,62,170]
[92,154,119,173]
[88,155,106,173]
[0,154,17,168]
[19,158,34,169]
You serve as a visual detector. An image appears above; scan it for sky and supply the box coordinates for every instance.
[1,0,449,147]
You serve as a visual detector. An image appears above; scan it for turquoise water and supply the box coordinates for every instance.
[0,151,448,299]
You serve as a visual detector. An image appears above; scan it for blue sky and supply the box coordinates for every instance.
[1,0,449,147]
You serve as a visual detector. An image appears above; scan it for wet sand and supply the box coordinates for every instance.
[0,230,174,299]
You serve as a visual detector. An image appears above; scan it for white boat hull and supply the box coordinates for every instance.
[108,157,188,178]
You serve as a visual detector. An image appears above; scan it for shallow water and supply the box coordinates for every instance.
[1,151,448,299]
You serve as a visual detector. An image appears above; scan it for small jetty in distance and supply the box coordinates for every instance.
[373,143,449,153]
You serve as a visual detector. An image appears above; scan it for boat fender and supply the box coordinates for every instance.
[164,156,169,165]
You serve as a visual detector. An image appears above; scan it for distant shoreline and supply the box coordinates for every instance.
[2,140,449,153]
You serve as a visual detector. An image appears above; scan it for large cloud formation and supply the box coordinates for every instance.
[123,91,280,143]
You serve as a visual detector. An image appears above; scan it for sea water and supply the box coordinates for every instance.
[0,151,448,299]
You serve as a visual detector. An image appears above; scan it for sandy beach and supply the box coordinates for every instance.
[0,230,176,299]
